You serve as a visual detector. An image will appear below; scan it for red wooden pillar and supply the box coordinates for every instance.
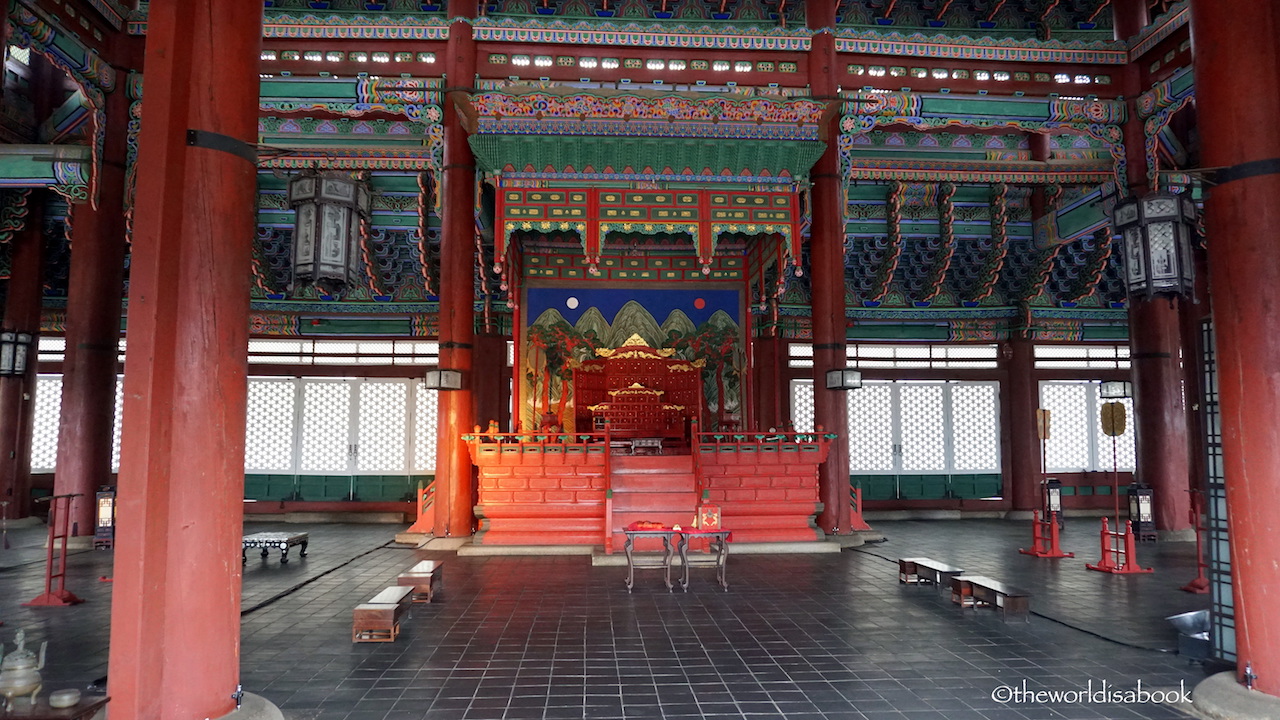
[434,0,478,537]
[0,191,45,520]
[1004,135,1054,512]
[807,4,860,533]
[473,333,508,433]
[1005,334,1041,511]
[1190,0,1280,696]
[54,88,132,538]
[751,335,784,431]
[1120,53,1192,538]
[1129,299,1192,537]
[105,3,261,719]
[1111,0,1149,40]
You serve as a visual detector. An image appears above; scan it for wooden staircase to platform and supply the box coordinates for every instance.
[607,454,699,552]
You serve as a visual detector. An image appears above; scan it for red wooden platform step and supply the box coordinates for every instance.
[609,455,698,552]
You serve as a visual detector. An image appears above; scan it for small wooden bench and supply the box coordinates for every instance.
[396,560,444,603]
[352,585,414,642]
[898,557,965,587]
[951,574,1031,622]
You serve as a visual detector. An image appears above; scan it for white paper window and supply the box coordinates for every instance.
[847,383,895,473]
[1040,380,1137,472]
[299,381,351,473]
[357,381,409,472]
[30,376,63,472]
[793,379,1000,475]
[245,379,298,472]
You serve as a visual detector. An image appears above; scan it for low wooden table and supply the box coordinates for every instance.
[397,559,444,603]
[951,574,1031,622]
[676,530,731,592]
[622,529,677,592]
[0,695,109,720]
[898,557,965,588]
[629,437,664,455]
[242,531,309,564]
[352,585,415,642]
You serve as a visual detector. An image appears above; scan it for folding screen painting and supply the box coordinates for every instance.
[521,286,743,433]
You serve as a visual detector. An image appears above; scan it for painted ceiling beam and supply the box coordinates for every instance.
[1032,181,1117,248]
[0,144,91,192]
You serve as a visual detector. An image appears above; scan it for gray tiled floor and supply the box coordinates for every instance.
[0,518,1213,719]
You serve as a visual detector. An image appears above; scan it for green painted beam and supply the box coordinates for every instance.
[470,135,825,181]
[0,144,90,189]
[849,324,951,341]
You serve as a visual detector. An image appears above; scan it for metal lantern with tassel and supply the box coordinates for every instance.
[289,169,371,296]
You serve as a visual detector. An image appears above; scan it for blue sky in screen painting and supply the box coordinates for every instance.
[525,287,740,327]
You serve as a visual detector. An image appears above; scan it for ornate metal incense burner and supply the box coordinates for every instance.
[0,629,47,711]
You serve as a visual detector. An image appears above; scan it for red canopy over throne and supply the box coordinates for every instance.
[573,334,705,439]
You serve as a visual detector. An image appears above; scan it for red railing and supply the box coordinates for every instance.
[1182,489,1209,593]
[405,480,436,534]
[603,424,614,554]
[1086,517,1153,574]
[26,493,85,606]
[1019,510,1074,558]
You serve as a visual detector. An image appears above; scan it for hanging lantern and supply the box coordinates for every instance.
[289,169,371,296]
[1112,192,1197,298]
[0,330,33,376]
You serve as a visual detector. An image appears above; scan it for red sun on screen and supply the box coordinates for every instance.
[693,298,706,310]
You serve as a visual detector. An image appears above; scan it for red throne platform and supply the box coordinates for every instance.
[468,334,834,547]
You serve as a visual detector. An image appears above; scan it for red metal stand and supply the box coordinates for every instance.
[1086,517,1153,574]
[1181,490,1210,593]
[25,493,85,606]
[1019,510,1075,558]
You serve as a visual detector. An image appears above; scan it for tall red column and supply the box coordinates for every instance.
[106,3,261,719]
[1005,136,1054,513]
[473,333,508,433]
[1111,0,1149,40]
[807,4,860,533]
[1190,0,1280,697]
[433,0,478,537]
[0,191,45,520]
[54,87,132,538]
[1005,334,1041,511]
[1121,54,1193,538]
[751,335,784,431]
[1129,299,1192,537]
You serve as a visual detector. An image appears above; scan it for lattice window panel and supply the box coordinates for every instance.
[358,381,408,473]
[1040,382,1092,471]
[1202,319,1235,662]
[790,379,814,433]
[299,381,351,473]
[111,377,123,472]
[30,375,63,472]
[899,385,946,472]
[847,383,894,473]
[414,381,439,472]
[245,379,298,472]
[952,383,999,472]
[1094,397,1136,471]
